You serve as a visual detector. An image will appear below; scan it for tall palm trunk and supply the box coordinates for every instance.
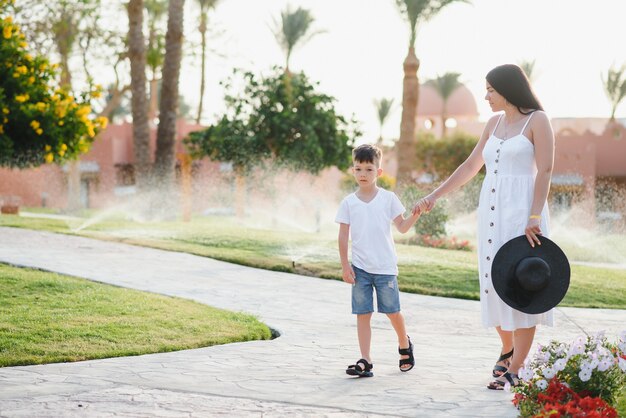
[396,47,420,187]
[153,0,185,188]
[54,13,83,211]
[128,0,151,192]
[441,105,448,139]
[195,12,207,124]
[148,77,159,120]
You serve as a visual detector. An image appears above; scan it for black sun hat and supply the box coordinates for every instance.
[491,235,570,314]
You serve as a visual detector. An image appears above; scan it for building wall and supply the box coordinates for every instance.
[0,119,207,210]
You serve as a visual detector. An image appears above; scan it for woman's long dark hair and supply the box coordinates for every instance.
[486,64,544,115]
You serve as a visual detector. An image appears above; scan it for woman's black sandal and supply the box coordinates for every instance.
[492,348,514,378]
[487,371,520,390]
[398,336,415,372]
[346,358,374,377]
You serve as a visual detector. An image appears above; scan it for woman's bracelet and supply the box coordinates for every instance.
[529,215,541,220]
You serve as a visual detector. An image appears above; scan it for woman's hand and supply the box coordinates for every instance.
[525,217,542,247]
[414,194,437,214]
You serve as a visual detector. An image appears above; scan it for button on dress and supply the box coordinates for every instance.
[478,113,553,331]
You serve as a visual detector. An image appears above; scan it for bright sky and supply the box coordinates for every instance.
[183,0,626,143]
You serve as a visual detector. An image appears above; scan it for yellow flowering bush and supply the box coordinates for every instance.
[0,0,107,167]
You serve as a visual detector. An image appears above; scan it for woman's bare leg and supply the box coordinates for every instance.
[493,326,514,374]
[508,326,536,374]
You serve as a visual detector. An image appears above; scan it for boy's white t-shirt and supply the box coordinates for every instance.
[335,188,405,275]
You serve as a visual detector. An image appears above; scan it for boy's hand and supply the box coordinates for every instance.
[342,265,355,284]
[414,196,435,214]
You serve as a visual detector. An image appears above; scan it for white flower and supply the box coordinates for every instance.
[619,357,626,372]
[579,369,592,382]
[590,358,600,370]
[543,366,556,379]
[618,342,626,354]
[594,330,606,340]
[554,358,567,372]
[580,360,593,372]
[537,351,551,364]
[619,329,626,342]
[536,379,548,390]
[597,357,613,372]
[569,341,585,356]
[504,382,511,392]
[597,346,611,358]
[518,367,534,381]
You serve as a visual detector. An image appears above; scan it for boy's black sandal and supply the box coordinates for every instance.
[487,371,520,390]
[492,348,514,378]
[346,358,374,377]
[398,336,415,372]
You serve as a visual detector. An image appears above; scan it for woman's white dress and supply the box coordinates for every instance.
[477,112,554,331]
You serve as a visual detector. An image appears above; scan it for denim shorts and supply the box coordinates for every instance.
[351,265,401,314]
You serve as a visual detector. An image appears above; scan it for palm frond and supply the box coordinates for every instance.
[374,98,395,126]
[427,72,462,101]
[518,59,536,83]
[196,0,220,12]
[602,65,626,119]
[394,0,469,46]
[272,6,321,68]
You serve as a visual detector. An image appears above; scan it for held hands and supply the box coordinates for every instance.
[413,194,437,215]
[342,264,355,284]
[525,216,542,248]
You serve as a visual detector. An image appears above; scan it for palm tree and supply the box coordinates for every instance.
[602,64,626,122]
[394,0,467,186]
[127,0,151,191]
[153,0,185,189]
[195,0,220,124]
[374,98,395,145]
[145,0,168,121]
[272,5,321,72]
[427,72,461,138]
[519,59,537,83]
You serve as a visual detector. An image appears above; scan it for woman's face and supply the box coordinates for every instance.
[485,81,506,112]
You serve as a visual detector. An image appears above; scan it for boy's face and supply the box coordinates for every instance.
[352,160,382,187]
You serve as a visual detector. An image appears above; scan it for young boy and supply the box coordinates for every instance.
[335,144,423,378]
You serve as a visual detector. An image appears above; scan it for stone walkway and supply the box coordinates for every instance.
[0,227,624,417]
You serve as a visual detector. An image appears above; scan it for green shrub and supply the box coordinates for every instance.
[0,2,106,167]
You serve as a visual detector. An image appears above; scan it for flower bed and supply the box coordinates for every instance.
[512,331,626,417]
[404,234,473,251]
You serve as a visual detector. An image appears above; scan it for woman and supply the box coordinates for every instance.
[415,64,555,389]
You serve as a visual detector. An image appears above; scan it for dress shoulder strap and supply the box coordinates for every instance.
[492,114,504,136]
[520,112,535,135]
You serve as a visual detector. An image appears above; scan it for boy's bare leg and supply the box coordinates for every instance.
[386,312,411,369]
[357,313,373,362]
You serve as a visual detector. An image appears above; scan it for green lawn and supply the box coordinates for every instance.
[2,211,626,309]
[0,263,271,367]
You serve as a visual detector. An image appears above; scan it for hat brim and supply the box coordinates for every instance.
[491,235,570,314]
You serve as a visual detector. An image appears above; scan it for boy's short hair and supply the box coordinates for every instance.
[352,144,382,167]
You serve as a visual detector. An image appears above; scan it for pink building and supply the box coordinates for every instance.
[0,120,213,210]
